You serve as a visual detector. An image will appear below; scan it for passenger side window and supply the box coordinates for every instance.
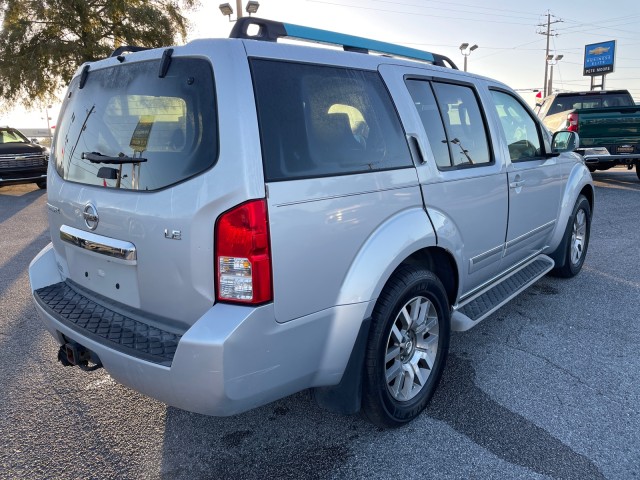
[251,59,412,181]
[490,90,542,162]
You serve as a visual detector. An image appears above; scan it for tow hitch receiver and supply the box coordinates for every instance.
[58,340,103,372]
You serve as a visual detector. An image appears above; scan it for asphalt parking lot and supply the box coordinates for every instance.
[1,168,639,480]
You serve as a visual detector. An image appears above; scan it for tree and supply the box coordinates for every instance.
[0,0,196,109]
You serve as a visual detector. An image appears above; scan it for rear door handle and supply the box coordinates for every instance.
[406,134,426,165]
[509,180,525,189]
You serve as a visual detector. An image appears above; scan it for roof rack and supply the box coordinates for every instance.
[230,17,458,69]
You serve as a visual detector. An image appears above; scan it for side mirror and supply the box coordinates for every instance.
[31,138,39,144]
[551,130,580,155]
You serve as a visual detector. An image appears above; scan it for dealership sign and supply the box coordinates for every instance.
[583,40,616,76]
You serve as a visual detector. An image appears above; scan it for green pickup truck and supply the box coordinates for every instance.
[536,90,640,180]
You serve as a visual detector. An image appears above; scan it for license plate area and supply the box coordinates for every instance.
[64,245,140,308]
[616,145,635,154]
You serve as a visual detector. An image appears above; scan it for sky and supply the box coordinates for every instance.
[2,0,639,129]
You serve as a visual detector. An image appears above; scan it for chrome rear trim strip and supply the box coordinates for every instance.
[60,225,137,262]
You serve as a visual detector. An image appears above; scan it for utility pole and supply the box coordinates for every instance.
[537,11,562,98]
[236,0,243,18]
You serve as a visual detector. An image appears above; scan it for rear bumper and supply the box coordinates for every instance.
[582,153,640,168]
[29,243,369,416]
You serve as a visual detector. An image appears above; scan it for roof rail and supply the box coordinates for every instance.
[229,17,458,69]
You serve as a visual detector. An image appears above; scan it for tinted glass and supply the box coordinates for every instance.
[491,90,542,161]
[405,80,452,168]
[432,83,491,166]
[547,93,634,115]
[251,59,411,181]
[53,58,217,191]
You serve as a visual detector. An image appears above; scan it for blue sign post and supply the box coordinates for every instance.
[583,40,616,76]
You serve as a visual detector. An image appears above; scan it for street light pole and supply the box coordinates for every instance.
[219,1,259,21]
[459,43,478,72]
[546,54,563,95]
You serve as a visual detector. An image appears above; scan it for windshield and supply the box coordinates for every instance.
[53,57,217,191]
[0,128,28,144]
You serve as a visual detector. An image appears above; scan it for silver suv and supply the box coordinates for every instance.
[29,18,593,428]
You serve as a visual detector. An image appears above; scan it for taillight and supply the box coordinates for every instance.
[215,199,272,304]
[567,112,579,132]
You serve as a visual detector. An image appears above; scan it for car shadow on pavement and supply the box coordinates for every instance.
[591,169,640,191]
[159,388,363,479]
[157,352,605,480]
[0,185,46,224]
[427,354,605,480]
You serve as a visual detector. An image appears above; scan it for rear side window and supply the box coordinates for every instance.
[53,58,217,191]
[405,80,451,168]
[432,82,491,167]
[250,59,411,181]
[406,79,491,168]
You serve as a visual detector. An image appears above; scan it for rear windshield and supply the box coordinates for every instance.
[53,57,217,191]
[547,93,634,116]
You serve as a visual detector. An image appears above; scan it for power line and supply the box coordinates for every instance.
[474,38,545,60]
[306,0,535,25]
[368,0,540,21]
[403,41,545,53]
[558,14,640,35]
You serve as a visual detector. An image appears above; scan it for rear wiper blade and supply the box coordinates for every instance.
[82,151,148,164]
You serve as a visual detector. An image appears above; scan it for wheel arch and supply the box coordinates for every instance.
[315,211,459,416]
[335,207,439,309]
[548,162,594,255]
[580,182,595,214]
[548,164,594,270]
[397,247,459,309]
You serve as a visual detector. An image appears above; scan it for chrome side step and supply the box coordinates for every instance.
[451,255,555,332]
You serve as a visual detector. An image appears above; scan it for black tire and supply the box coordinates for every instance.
[36,180,47,190]
[636,163,640,181]
[550,194,591,278]
[362,265,450,428]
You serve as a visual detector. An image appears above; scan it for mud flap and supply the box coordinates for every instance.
[313,317,371,415]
